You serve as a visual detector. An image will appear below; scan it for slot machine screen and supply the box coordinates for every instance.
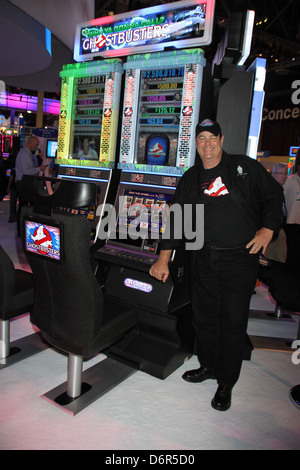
[70,75,106,162]
[109,186,174,250]
[24,218,64,263]
[136,67,185,166]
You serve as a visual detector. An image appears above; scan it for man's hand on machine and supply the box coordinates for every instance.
[149,249,172,283]
[246,227,274,254]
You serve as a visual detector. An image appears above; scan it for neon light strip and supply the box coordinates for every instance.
[120,181,176,190]
[59,164,111,171]
[121,169,181,177]
[59,175,108,183]
[237,11,255,66]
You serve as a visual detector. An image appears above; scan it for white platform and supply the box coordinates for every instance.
[1,198,299,450]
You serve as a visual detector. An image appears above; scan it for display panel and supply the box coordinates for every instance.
[46,140,58,158]
[24,219,64,263]
[136,66,185,166]
[74,0,215,60]
[108,185,174,251]
[70,75,106,161]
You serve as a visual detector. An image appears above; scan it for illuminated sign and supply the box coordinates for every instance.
[124,278,153,293]
[74,0,215,61]
[290,146,299,157]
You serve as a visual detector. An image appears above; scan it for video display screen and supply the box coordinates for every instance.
[135,67,184,166]
[24,219,63,263]
[70,75,105,161]
[111,188,173,245]
[46,140,58,158]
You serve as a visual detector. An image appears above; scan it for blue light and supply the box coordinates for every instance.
[59,175,107,183]
[45,28,52,56]
[120,181,176,190]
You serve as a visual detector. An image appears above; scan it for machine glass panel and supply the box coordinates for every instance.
[70,75,106,161]
[135,67,185,167]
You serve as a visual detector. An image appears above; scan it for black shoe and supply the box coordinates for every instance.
[211,385,232,411]
[182,367,215,383]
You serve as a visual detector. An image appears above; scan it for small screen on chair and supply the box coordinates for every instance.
[24,218,64,263]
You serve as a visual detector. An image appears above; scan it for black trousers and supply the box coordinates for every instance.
[190,244,259,387]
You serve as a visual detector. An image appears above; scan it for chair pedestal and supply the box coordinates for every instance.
[67,354,83,398]
[0,319,48,369]
[0,319,10,359]
[41,355,137,415]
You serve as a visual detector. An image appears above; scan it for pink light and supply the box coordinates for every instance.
[0,92,60,115]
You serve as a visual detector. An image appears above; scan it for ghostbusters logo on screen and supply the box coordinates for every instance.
[145,134,169,165]
[25,221,62,262]
[31,225,53,255]
[150,142,164,155]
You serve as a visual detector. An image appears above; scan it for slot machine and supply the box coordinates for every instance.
[72,0,215,377]
[94,49,207,379]
[55,59,124,240]
[80,2,214,378]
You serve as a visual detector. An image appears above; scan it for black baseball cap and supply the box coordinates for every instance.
[196,119,222,137]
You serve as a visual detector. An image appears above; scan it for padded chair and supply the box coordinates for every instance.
[259,259,300,410]
[268,264,300,329]
[290,384,300,410]
[0,244,45,367]
[21,205,137,415]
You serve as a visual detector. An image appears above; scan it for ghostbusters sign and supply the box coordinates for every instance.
[74,0,215,61]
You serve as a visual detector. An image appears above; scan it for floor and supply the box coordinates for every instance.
[0,197,299,451]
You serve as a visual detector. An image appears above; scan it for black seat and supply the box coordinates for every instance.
[21,204,137,415]
[265,264,300,411]
[268,264,300,326]
[0,244,45,367]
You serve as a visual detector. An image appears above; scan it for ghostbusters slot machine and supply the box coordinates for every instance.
[73,0,215,378]
[55,59,123,241]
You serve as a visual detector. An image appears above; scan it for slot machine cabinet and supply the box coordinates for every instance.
[55,59,124,241]
[95,172,194,379]
[95,49,207,378]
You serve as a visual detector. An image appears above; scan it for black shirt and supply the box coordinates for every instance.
[160,151,284,252]
[199,161,254,247]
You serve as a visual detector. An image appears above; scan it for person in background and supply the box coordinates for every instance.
[6,162,17,223]
[150,119,283,412]
[283,149,300,272]
[15,135,47,236]
[271,163,288,187]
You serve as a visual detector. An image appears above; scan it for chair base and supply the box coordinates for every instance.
[0,332,48,369]
[250,335,296,352]
[41,356,137,415]
[289,385,300,410]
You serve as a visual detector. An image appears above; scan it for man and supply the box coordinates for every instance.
[149,119,283,411]
[15,135,47,235]
[271,163,288,187]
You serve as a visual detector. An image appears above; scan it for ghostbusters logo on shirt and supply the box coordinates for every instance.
[203,176,229,197]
